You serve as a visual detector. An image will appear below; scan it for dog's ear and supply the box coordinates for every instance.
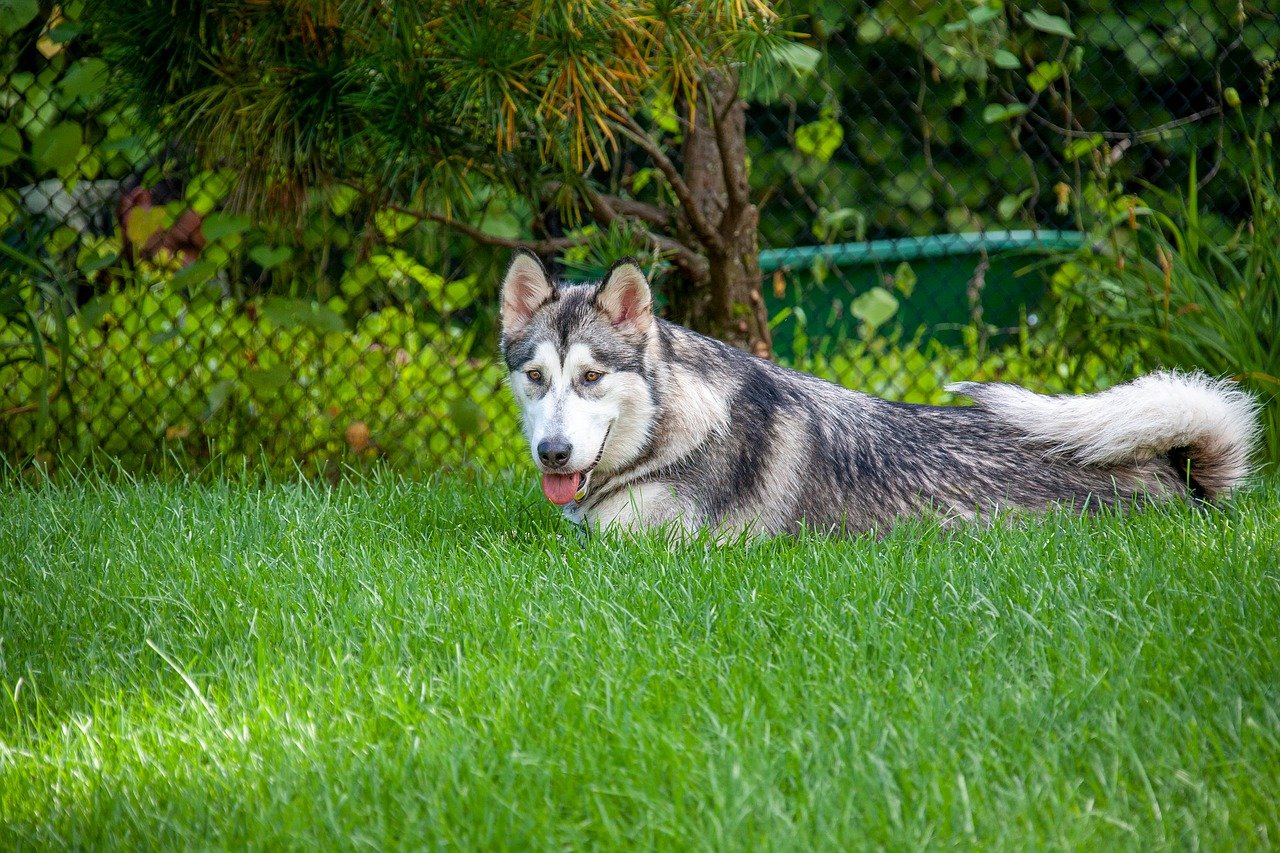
[594,259,653,333]
[500,249,555,338]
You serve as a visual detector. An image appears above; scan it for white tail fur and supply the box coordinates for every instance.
[948,370,1260,498]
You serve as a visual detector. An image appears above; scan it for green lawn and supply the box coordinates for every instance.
[2,473,1278,848]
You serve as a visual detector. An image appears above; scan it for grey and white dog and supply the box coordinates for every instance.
[499,249,1259,536]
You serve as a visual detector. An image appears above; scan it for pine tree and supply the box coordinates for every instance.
[89,0,817,355]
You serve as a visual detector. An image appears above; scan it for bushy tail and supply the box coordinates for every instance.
[948,370,1260,499]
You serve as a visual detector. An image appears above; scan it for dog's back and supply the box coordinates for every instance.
[587,321,1258,534]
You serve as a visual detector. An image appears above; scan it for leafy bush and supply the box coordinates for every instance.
[0,286,523,475]
[3,276,1126,476]
[1053,72,1280,466]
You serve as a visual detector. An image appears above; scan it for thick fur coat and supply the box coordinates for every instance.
[499,251,1259,536]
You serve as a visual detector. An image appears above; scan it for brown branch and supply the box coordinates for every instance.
[582,188,706,277]
[390,205,592,253]
[1026,105,1223,141]
[709,82,749,216]
[613,113,726,253]
[543,181,671,229]
[596,194,671,229]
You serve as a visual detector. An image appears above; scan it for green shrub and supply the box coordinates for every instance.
[1053,76,1280,467]
[0,288,523,475]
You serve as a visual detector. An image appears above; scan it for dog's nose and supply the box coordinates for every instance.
[537,438,572,469]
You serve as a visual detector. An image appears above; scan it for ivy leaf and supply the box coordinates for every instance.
[125,206,168,248]
[204,379,235,419]
[31,121,82,170]
[60,58,108,100]
[249,245,293,270]
[1064,133,1104,160]
[261,297,346,333]
[770,41,821,76]
[201,212,252,242]
[998,189,1034,220]
[993,49,1021,69]
[328,184,360,217]
[851,286,899,330]
[0,0,38,37]
[244,365,291,392]
[1023,9,1075,39]
[169,259,219,291]
[982,103,1029,123]
[0,125,22,167]
[967,6,1000,25]
[1027,61,1063,93]
[794,115,844,163]
[374,209,417,241]
[645,90,680,136]
[892,262,917,298]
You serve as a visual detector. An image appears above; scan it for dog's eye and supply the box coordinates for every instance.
[582,370,603,384]
[525,369,543,383]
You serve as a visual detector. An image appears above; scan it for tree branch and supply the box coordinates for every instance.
[1025,105,1223,141]
[708,78,749,215]
[581,188,707,277]
[390,205,591,253]
[543,181,671,229]
[613,113,726,253]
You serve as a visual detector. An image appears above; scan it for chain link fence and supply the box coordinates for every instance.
[3,3,1277,474]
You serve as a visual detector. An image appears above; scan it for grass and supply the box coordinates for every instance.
[1,472,1278,849]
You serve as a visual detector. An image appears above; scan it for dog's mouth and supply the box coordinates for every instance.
[540,423,612,506]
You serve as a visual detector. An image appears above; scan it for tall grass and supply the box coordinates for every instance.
[1062,83,1280,466]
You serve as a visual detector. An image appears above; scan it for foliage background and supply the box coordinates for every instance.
[2,0,1277,474]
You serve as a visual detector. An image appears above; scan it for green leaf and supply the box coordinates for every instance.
[993,49,1021,69]
[998,189,1034,220]
[30,121,82,170]
[0,0,38,37]
[1064,133,1104,161]
[630,168,656,194]
[794,116,844,163]
[645,90,680,136]
[982,103,1028,123]
[1027,61,1063,93]
[328,184,360,217]
[59,58,108,100]
[186,170,237,216]
[249,245,293,270]
[201,212,252,242]
[170,259,219,291]
[1124,31,1172,75]
[1023,9,1074,39]
[204,379,235,419]
[76,296,110,330]
[373,209,417,241]
[261,297,346,333]
[47,22,85,43]
[856,15,886,43]
[967,6,1000,25]
[771,41,821,76]
[851,287,898,330]
[448,397,485,436]
[244,365,291,392]
[149,326,182,346]
[0,125,21,167]
[892,262,917,298]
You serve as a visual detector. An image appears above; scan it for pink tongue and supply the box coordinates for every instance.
[541,472,581,505]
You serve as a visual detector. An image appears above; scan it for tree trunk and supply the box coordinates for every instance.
[667,69,773,358]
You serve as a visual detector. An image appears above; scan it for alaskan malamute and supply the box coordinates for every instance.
[499,250,1258,536]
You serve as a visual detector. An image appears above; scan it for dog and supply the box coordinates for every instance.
[499,249,1259,536]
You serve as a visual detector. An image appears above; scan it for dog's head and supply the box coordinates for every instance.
[499,250,658,505]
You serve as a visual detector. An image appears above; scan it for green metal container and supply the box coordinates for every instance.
[759,230,1086,352]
